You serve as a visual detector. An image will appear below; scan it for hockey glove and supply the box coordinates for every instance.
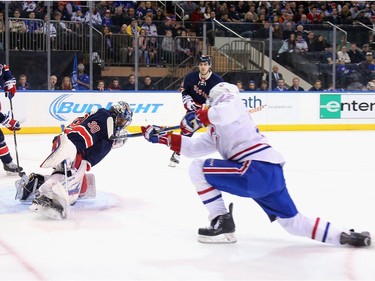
[4,78,16,99]
[195,104,211,126]
[180,111,202,136]
[1,111,20,131]
[182,95,200,111]
[141,125,172,146]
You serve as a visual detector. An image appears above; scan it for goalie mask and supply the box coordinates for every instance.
[109,101,133,131]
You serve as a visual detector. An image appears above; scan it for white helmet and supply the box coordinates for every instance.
[208,82,239,104]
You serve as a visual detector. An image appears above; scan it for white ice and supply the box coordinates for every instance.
[0,131,375,281]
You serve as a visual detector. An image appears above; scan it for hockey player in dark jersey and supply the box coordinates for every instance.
[0,64,23,175]
[15,101,133,220]
[169,55,224,167]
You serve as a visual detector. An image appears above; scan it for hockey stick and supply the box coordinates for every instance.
[9,98,26,178]
[110,125,181,139]
[60,124,69,192]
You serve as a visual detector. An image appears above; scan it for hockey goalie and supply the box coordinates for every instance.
[15,101,133,220]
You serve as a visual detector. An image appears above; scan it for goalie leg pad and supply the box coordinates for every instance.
[40,134,77,169]
[78,174,96,199]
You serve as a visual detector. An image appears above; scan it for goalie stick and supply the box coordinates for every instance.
[112,104,267,140]
[110,125,180,139]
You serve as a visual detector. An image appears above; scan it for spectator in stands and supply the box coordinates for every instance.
[9,9,27,50]
[61,76,74,91]
[112,6,127,31]
[17,74,31,90]
[53,11,74,50]
[145,1,156,15]
[181,1,198,21]
[325,8,342,25]
[236,80,245,92]
[314,35,330,53]
[337,46,351,63]
[157,16,177,37]
[84,7,102,28]
[228,4,241,22]
[365,81,375,91]
[206,10,225,45]
[95,80,107,91]
[257,80,268,91]
[282,21,295,40]
[138,28,149,66]
[254,21,271,39]
[108,78,122,91]
[153,7,166,26]
[25,11,39,50]
[296,14,310,31]
[126,18,141,35]
[71,6,85,23]
[288,77,305,91]
[135,1,147,20]
[176,29,192,64]
[76,63,90,90]
[273,78,288,91]
[102,25,116,62]
[267,65,283,90]
[307,6,321,24]
[247,80,257,91]
[35,14,57,50]
[337,57,359,88]
[102,9,114,27]
[305,31,316,52]
[22,1,37,13]
[140,75,158,90]
[49,75,60,90]
[359,52,375,82]
[272,22,283,40]
[309,80,323,91]
[54,1,71,21]
[361,44,370,61]
[141,15,158,36]
[321,45,335,64]
[278,33,296,55]
[294,32,308,53]
[161,29,176,65]
[123,74,136,90]
[348,43,362,64]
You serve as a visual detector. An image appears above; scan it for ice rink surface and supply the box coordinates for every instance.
[0,131,375,281]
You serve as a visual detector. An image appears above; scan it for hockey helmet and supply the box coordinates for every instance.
[198,55,212,66]
[109,101,133,130]
[208,82,239,104]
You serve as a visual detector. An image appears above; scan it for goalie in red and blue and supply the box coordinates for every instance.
[141,82,371,247]
[15,101,133,220]
[0,64,23,175]
[169,55,224,167]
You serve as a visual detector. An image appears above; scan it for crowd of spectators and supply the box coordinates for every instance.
[2,1,375,91]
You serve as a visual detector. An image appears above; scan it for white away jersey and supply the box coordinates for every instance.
[180,90,285,165]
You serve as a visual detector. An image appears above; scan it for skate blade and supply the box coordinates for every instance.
[6,171,20,176]
[29,204,65,220]
[198,233,237,244]
[168,161,177,167]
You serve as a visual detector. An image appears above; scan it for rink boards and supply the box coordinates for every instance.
[3,91,375,134]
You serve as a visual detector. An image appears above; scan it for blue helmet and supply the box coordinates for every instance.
[198,55,212,66]
[109,101,133,131]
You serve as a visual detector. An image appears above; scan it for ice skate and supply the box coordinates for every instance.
[15,173,45,201]
[340,229,371,247]
[169,152,180,167]
[30,195,66,220]
[198,203,237,244]
[3,162,23,176]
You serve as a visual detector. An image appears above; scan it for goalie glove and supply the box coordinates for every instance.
[141,125,172,146]
[1,111,20,131]
[4,78,16,99]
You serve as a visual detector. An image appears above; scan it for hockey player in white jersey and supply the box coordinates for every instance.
[141,82,371,247]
